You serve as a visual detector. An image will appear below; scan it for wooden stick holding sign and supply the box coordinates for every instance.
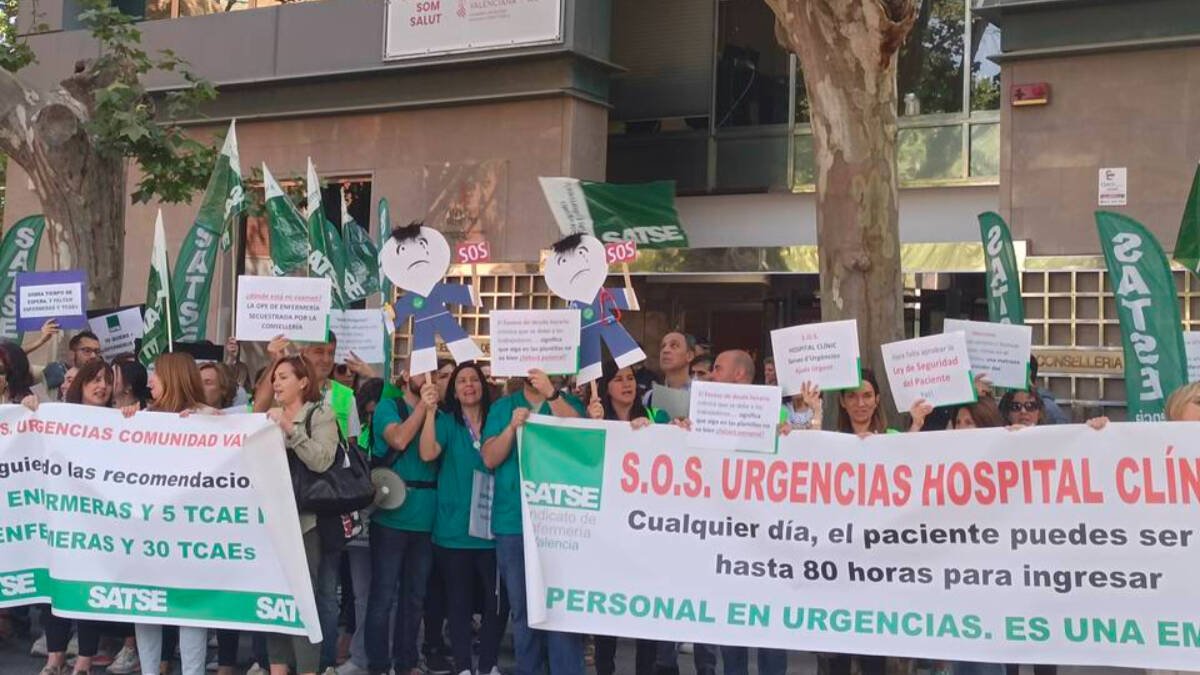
[605,240,639,310]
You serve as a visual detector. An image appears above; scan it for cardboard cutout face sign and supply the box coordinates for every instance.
[379,225,451,298]
[544,234,609,304]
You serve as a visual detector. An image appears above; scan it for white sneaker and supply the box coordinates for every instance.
[485,669,501,675]
[66,635,78,656]
[457,670,472,675]
[335,662,369,675]
[323,668,339,675]
[207,660,220,672]
[245,663,268,675]
[30,634,48,657]
[107,645,141,674]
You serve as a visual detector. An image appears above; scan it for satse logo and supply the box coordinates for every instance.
[520,423,606,511]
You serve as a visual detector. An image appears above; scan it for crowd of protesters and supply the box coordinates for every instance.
[0,312,1160,675]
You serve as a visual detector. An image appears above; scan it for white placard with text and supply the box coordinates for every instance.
[489,309,581,377]
[235,276,332,343]
[330,309,386,364]
[770,320,861,395]
[881,332,975,410]
[943,319,1032,390]
[687,381,782,454]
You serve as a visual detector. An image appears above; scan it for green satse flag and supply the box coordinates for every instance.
[1096,211,1187,421]
[978,212,1024,325]
[262,163,310,276]
[378,198,394,376]
[538,177,688,249]
[0,215,46,341]
[139,211,175,368]
[304,159,347,309]
[173,120,244,342]
[1173,163,1200,276]
[341,186,379,303]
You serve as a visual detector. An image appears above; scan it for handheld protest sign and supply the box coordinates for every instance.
[544,234,645,385]
[604,240,639,310]
[379,223,484,375]
[235,275,332,343]
[17,270,88,331]
[455,239,491,303]
[880,332,975,410]
[770,319,861,395]
[943,319,1032,391]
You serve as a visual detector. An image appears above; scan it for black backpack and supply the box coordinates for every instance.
[287,404,375,515]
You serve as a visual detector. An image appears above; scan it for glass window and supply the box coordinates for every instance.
[970,13,1002,111]
[715,0,790,128]
[794,62,810,124]
[897,0,966,116]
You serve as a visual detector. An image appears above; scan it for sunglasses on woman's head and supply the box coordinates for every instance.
[1005,401,1041,412]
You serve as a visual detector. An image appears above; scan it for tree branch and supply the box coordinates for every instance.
[0,66,39,165]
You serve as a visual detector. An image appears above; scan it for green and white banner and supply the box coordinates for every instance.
[173,121,244,342]
[341,187,378,304]
[978,212,1024,325]
[0,215,46,341]
[378,198,394,373]
[0,404,319,640]
[1173,162,1200,276]
[262,164,311,277]
[138,211,175,368]
[305,159,349,309]
[1096,211,1186,421]
[538,178,688,249]
[520,415,1200,669]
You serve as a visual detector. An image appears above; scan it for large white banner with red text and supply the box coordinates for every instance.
[519,416,1200,669]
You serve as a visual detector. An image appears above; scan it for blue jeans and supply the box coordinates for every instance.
[317,549,344,670]
[495,534,585,675]
[721,646,788,675]
[364,525,433,673]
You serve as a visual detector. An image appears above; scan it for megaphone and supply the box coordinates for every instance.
[371,468,408,510]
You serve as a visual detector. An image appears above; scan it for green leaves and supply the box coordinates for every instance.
[70,0,220,205]
[0,0,36,71]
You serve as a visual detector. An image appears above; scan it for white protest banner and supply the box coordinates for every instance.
[519,416,1200,669]
[489,310,581,377]
[88,307,146,361]
[236,276,331,343]
[1185,333,1200,383]
[687,381,782,454]
[943,319,1032,390]
[881,333,975,410]
[0,404,319,640]
[770,320,861,395]
[329,309,386,364]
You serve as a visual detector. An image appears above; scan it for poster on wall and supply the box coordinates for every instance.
[423,160,508,253]
[384,0,564,61]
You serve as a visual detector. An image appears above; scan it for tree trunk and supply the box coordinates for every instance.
[0,65,128,311]
[764,0,917,420]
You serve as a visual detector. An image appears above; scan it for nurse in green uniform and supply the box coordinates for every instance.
[365,372,439,675]
[481,369,584,675]
[418,361,505,675]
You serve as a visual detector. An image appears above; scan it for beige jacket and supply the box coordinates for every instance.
[286,401,339,533]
